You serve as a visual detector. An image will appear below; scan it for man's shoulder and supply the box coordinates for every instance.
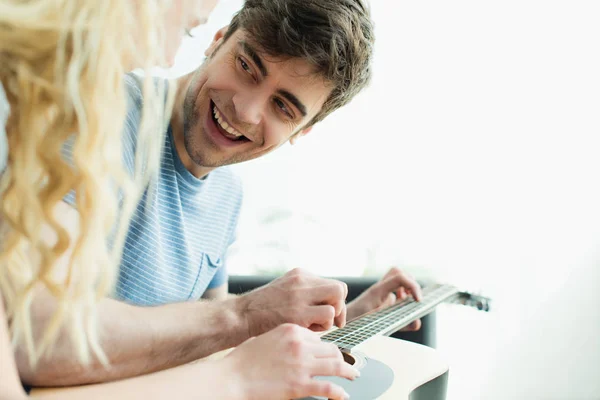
[121,73,169,150]
[210,167,244,202]
[123,72,169,117]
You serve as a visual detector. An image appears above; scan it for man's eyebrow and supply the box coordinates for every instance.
[239,40,268,78]
[238,40,308,118]
[277,89,307,117]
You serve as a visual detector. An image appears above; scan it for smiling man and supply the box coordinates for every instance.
[114,0,384,308]
[173,34,332,174]
[19,0,422,388]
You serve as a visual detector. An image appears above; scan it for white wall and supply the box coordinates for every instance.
[167,1,600,398]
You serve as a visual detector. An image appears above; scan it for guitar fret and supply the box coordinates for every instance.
[324,284,459,349]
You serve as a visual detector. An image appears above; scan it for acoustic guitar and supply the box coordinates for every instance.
[31,284,490,400]
[300,283,491,400]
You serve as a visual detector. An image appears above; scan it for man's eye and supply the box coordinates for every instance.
[274,98,292,118]
[239,57,251,72]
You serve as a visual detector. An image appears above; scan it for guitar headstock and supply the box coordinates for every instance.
[448,291,491,312]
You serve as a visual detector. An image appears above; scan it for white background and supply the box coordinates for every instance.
[163,1,600,398]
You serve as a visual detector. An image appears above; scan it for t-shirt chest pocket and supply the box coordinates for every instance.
[188,253,223,300]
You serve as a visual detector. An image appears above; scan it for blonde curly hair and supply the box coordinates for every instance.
[0,0,178,367]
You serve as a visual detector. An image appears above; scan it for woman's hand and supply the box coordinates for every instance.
[222,323,358,400]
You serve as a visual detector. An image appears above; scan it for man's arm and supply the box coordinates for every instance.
[20,277,348,388]
[202,282,230,300]
[16,287,248,387]
[15,203,248,387]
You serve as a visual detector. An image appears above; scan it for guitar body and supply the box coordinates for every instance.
[300,336,448,400]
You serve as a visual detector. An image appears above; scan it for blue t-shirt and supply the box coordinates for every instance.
[65,74,243,306]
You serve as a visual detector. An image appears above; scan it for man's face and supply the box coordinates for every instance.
[181,29,332,168]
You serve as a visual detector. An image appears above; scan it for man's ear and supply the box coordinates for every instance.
[204,26,229,57]
[289,126,313,145]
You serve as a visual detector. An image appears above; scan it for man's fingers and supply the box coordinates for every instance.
[304,305,336,330]
[400,319,422,332]
[396,286,407,301]
[333,304,347,328]
[380,292,396,310]
[305,282,348,316]
[308,323,329,332]
[340,280,348,300]
[413,319,422,330]
[283,270,349,321]
[382,267,400,281]
[378,269,422,302]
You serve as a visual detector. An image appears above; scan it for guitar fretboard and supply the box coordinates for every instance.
[323,284,459,351]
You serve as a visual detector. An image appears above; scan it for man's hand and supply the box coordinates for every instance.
[234,268,348,337]
[346,267,423,331]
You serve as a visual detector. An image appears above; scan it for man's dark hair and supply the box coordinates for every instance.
[224,0,375,127]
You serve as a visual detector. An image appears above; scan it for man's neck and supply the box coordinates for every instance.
[170,73,214,180]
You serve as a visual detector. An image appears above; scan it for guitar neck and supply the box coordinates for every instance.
[323,284,459,352]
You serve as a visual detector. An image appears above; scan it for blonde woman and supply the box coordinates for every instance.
[0,1,357,399]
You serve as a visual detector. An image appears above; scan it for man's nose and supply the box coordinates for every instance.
[232,91,265,125]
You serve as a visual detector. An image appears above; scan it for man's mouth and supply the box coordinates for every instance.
[210,101,250,142]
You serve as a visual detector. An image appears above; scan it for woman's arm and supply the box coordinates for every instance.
[30,324,358,400]
[29,358,239,400]
[0,298,28,400]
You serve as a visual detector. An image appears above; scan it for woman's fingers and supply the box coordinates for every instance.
[311,358,360,381]
[303,380,351,400]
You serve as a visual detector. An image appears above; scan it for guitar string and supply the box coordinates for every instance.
[324,295,433,347]
[324,285,457,348]
[325,286,454,347]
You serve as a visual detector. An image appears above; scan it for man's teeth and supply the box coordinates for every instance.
[213,106,243,138]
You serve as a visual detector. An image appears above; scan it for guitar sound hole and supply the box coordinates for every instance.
[341,351,355,365]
